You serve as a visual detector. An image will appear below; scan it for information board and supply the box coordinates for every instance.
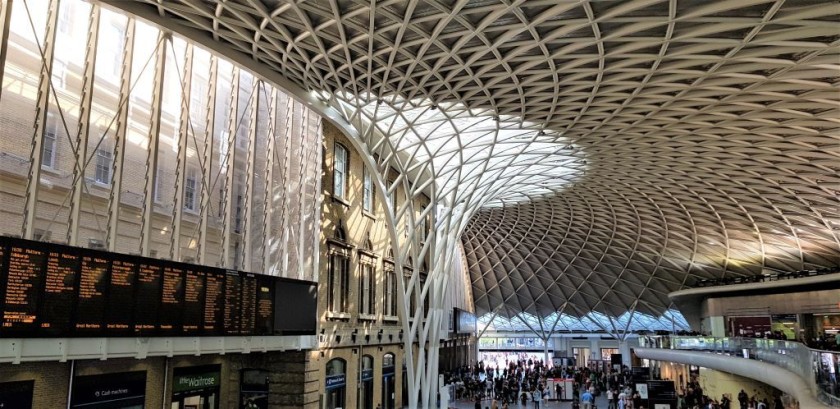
[0,236,316,338]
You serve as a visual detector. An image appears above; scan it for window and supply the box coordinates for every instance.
[154,166,164,203]
[359,260,374,315]
[333,143,348,200]
[384,263,396,317]
[57,1,73,35]
[363,167,373,212]
[184,167,198,211]
[94,148,112,184]
[51,59,67,90]
[41,114,58,169]
[329,250,350,313]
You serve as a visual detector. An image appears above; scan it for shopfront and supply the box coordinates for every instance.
[71,371,146,409]
[171,365,221,409]
[382,353,395,409]
[325,358,347,409]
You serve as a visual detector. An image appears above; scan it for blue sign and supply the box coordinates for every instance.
[361,369,374,382]
[325,374,346,390]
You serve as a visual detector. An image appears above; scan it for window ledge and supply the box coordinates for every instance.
[358,313,377,322]
[326,311,352,321]
[40,166,62,176]
[362,210,376,220]
[382,315,399,323]
[331,195,350,207]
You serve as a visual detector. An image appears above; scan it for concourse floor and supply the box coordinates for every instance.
[448,395,610,409]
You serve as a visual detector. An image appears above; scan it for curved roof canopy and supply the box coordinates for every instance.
[107,0,840,323]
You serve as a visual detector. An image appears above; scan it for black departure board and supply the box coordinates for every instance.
[203,269,225,334]
[75,255,110,333]
[223,272,242,335]
[133,262,162,335]
[159,266,184,334]
[0,236,316,338]
[255,277,274,335]
[182,269,205,335]
[106,259,136,334]
[2,245,47,334]
[40,249,80,335]
[240,273,257,335]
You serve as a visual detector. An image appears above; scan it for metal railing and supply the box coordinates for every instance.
[639,336,840,407]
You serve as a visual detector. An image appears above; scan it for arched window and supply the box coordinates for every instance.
[384,248,396,317]
[333,143,349,200]
[382,353,396,409]
[325,358,347,409]
[328,220,350,313]
[358,233,376,316]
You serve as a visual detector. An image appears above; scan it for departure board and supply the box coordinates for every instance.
[0,236,317,338]
[40,250,80,335]
[240,273,257,335]
[75,255,110,333]
[203,269,225,334]
[255,277,274,335]
[159,266,184,334]
[133,262,162,335]
[2,245,47,334]
[106,259,136,334]
[182,269,205,335]
[223,272,242,335]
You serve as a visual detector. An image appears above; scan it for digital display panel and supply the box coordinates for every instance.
[0,236,316,338]
[2,245,47,334]
[40,249,80,335]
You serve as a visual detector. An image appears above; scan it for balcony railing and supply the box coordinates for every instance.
[639,336,840,407]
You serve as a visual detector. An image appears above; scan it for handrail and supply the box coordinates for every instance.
[639,336,840,408]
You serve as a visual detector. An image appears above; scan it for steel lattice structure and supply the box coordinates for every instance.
[46,0,840,407]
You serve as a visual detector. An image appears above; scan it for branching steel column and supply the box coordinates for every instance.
[220,67,240,268]
[0,0,14,103]
[66,5,100,246]
[106,18,135,252]
[262,87,278,275]
[242,79,259,272]
[198,55,218,265]
[170,42,193,261]
[139,32,168,257]
[21,0,59,240]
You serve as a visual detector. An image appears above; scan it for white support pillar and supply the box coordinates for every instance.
[106,19,135,252]
[242,79,259,272]
[22,0,60,240]
[197,55,218,265]
[170,42,193,261]
[139,32,168,257]
[66,5,101,247]
[220,66,239,268]
[262,87,278,275]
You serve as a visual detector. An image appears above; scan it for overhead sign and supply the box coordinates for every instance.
[70,371,146,408]
[454,308,476,334]
[325,374,346,390]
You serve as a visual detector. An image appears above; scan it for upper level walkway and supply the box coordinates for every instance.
[636,336,839,408]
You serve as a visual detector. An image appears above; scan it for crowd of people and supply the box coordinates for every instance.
[442,359,790,409]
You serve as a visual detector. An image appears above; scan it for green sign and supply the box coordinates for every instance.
[173,372,220,393]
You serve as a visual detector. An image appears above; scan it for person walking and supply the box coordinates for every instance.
[581,389,594,409]
[532,387,543,409]
[738,390,748,409]
[607,387,616,409]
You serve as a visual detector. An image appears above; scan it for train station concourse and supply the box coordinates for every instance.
[0,0,838,408]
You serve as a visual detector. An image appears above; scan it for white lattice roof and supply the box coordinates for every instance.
[105,0,840,320]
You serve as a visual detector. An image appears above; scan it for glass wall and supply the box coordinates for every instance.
[0,0,322,281]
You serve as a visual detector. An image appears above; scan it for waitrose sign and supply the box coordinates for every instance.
[173,372,220,393]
